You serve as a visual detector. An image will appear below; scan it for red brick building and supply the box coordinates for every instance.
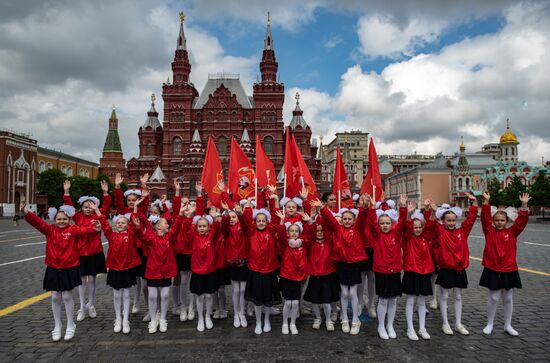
[124,14,319,199]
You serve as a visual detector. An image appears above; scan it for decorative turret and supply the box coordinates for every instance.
[259,12,278,83]
[99,105,127,182]
[289,92,309,130]
[103,106,122,153]
[499,119,519,163]
[138,94,163,158]
[188,129,203,154]
[240,128,253,154]
[457,136,469,173]
[149,164,167,182]
[172,11,192,84]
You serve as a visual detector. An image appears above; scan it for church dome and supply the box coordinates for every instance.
[500,120,519,144]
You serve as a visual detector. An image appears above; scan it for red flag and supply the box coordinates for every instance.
[284,129,301,198]
[255,135,276,187]
[201,136,225,207]
[228,137,255,202]
[292,134,318,199]
[333,145,354,209]
[360,138,384,202]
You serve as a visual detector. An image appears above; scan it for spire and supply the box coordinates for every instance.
[177,11,187,50]
[240,128,253,153]
[103,106,122,153]
[457,136,469,171]
[289,92,309,129]
[149,164,166,182]
[259,12,278,83]
[264,12,273,50]
[110,104,117,120]
[141,93,162,130]
[319,136,327,163]
[172,11,192,84]
[192,129,201,142]
[189,129,203,154]
[459,135,465,152]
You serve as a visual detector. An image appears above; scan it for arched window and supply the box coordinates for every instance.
[146,142,153,154]
[79,168,85,176]
[85,170,89,177]
[61,165,66,174]
[264,136,273,155]
[173,137,182,155]
[466,178,470,188]
[39,161,46,172]
[66,166,73,176]
[458,177,463,190]
[47,162,53,170]
[218,136,227,156]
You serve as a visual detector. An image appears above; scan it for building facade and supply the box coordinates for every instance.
[99,107,126,183]
[37,147,99,179]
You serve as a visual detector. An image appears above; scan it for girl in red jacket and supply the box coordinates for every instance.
[430,192,478,336]
[241,195,282,335]
[366,194,407,340]
[313,198,368,336]
[133,198,185,334]
[22,202,100,342]
[480,192,530,337]
[63,180,110,322]
[401,200,436,341]
[91,204,141,334]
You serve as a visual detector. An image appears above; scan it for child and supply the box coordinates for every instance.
[63,180,110,322]
[480,192,530,336]
[220,201,250,328]
[278,214,312,335]
[401,200,436,340]
[314,198,368,335]
[92,204,141,334]
[430,192,478,335]
[366,194,407,340]
[133,198,184,334]
[241,195,282,335]
[212,206,230,321]
[21,202,100,341]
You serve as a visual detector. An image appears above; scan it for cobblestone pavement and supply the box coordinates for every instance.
[0,218,549,362]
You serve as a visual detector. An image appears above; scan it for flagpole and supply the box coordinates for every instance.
[338,189,341,210]
[373,184,376,203]
[283,173,287,198]
[300,176,305,189]
[254,177,258,204]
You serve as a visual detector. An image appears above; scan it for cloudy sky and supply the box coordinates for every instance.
[1,0,549,166]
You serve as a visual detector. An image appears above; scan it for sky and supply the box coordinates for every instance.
[0,0,549,166]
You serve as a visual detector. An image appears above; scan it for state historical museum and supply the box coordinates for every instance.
[119,13,319,199]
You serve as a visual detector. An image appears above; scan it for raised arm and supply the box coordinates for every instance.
[480,192,492,235]
[113,173,127,213]
[318,204,340,234]
[63,179,74,206]
[461,192,479,236]
[22,205,51,235]
[511,193,530,237]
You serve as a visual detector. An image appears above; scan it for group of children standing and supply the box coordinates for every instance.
[20,173,531,342]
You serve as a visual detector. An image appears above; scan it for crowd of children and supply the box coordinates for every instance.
[20,172,531,342]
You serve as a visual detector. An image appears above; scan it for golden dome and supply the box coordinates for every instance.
[500,119,519,144]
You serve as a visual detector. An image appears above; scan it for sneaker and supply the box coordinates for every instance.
[76,308,86,322]
[180,310,188,322]
[220,310,228,319]
[239,313,248,328]
[326,320,335,332]
[205,317,213,330]
[131,304,140,314]
[429,299,438,310]
[142,313,151,322]
[455,324,469,336]
[483,324,493,335]
[197,319,205,332]
[113,319,122,333]
[341,320,350,333]
[407,329,419,341]
[290,324,298,335]
[378,326,389,340]
[254,324,262,335]
[64,324,76,341]
[233,315,241,328]
[368,305,377,319]
[247,304,253,317]
[331,312,338,322]
[504,326,519,337]
[51,328,62,342]
[263,321,271,333]
[148,319,158,334]
[282,323,289,335]
[387,325,397,339]
[350,321,361,335]
[270,306,280,315]
[213,310,220,319]
[187,309,195,321]
[442,323,453,335]
[87,305,97,319]
[159,319,168,333]
[122,320,130,334]
[418,329,431,340]
[312,318,322,330]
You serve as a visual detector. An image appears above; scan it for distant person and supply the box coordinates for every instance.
[12,212,20,227]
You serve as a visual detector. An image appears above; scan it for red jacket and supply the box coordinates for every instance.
[114,188,149,215]
[368,207,407,274]
[241,207,281,273]
[481,204,528,272]
[320,207,368,264]
[98,215,141,271]
[186,221,222,275]
[308,217,337,276]
[278,225,311,282]
[429,205,478,271]
[221,215,249,262]
[402,211,436,275]
[172,195,205,255]
[136,215,182,280]
[25,211,97,269]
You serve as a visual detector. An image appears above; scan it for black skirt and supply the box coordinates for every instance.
[360,248,374,271]
[375,272,402,298]
[79,251,107,276]
[279,277,303,300]
[229,265,249,282]
[245,270,281,307]
[43,266,82,292]
[479,268,522,290]
[147,278,172,288]
[175,253,191,272]
[304,273,340,304]
[436,268,468,289]
[402,271,433,296]
[107,268,137,290]
[217,268,231,286]
[336,261,363,286]
[190,272,219,295]
[133,248,146,277]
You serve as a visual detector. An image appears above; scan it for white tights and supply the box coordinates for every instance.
[282,300,299,326]
[133,277,143,307]
[178,271,193,312]
[196,294,213,324]
[78,275,96,309]
[232,281,246,317]
[254,305,271,333]
[486,289,515,332]
[405,295,427,332]
[312,303,332,321]
[377,297,397,330]
[113,288,131,322]
[340,284,360,323]
[213,286,226,312]
[430,274,438,303]
[51,290,75,331]
[365,271,376,311]
[147,286,170,321]
[440,287,463,326]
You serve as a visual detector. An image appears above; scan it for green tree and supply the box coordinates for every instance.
[502,175,527,207]
[530,170,550,216]
[486,177,504,207]
[37,169,66,207]
[67,176,101,205]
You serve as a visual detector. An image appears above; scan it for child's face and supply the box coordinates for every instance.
[154,218,169,234]
[493,213,508,230]
[255,214,267,230]
[81,201,94,215]
[341,212,355,228]
[316,224,324,240]
[326,194,337,208]
[287,225,300,239]
[150,206,161,216]
[55,212,70,228]
[378,216,392,233]
[285,201,298,216]
[197,219,210,234]
[229,211,239,225]
[443,212,457,230]
[182,197,190,206]
[413,219,423,236]
[116,217,129,232]
[126,194,138,208]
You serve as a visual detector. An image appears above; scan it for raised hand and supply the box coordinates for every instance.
[132,217,140,226]
[195,181,203,196]
[465,191,478,205]
[115,173,123,188]
[267,184,277,195]
[141,188,150,198]
[275,210,285,221]
[367,194,376,208]
[234,204,243,215]
[63,179,71,194]
[310,199,323,209]
[519,192,531,208]
[161,194,167,203]
[100,180,109,195]
[399,193,407,207]
[220,200,229,211]
[299,186,308,200]
[92,220,101,232]
[89,202,100,215]
[424,198,433,210]
[482,192,490,205]
[407,200,417,214]
[19,201,27,214]
[140,173,149,187]
[301,212,311,223]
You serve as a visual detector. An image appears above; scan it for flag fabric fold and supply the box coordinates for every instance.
[360,137,384,202]
[255,135,276,188]
[228,137,255,202]
[333,145,354,209]
[201,136,225,207]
